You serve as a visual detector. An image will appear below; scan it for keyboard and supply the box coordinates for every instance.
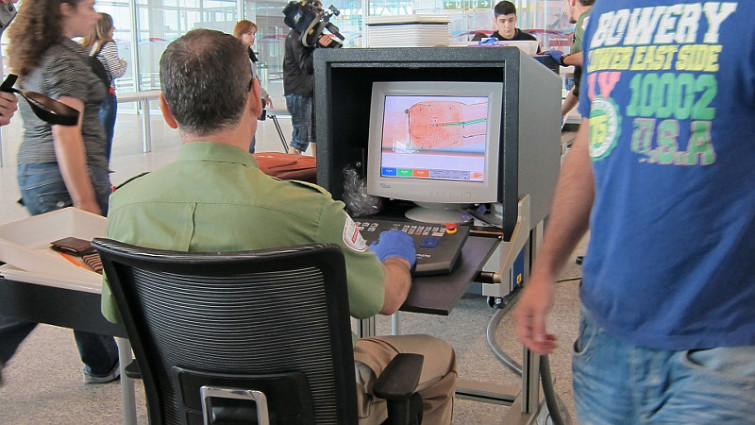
[356,218,470,276]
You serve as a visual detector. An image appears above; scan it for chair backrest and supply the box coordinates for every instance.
[93,239,359,425]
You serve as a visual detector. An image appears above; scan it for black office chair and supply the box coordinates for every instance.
[93,239,424,425]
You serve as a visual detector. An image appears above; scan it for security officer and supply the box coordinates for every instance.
[101,29,457,425]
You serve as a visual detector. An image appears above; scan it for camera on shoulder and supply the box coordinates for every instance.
[282,0,344,48]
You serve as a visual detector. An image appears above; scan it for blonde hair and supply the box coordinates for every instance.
[233,20,258,39]
[82,12,115,50]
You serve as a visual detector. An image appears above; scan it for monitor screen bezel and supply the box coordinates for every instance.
[366,80,504,206]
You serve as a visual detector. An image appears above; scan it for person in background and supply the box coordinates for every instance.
[282,0,332,156]
[543,0,593,121]
[471,0,541,53]
[2,0,120,386]
[102,29,457,424]
[514,1,755,423]
[82,12,127,163]
[233,19,273,154]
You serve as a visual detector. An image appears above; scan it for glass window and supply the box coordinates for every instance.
[0,0,564,98]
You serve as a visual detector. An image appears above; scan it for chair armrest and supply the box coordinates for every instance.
[373,353,424,400]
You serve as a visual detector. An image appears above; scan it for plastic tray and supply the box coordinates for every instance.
[0,208,106,291]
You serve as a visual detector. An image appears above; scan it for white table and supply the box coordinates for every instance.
[117,90,161,153]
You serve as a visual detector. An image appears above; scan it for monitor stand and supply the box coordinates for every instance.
[404,202,472,224]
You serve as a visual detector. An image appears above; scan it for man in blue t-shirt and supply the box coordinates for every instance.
[514,1,755,423]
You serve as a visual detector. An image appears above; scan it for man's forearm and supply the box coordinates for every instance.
[531,118,594,281]
[379,257,412,315]
[563,51,583,67]
[561,89,578,118]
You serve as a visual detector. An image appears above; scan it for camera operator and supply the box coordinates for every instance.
[282,0,332,156]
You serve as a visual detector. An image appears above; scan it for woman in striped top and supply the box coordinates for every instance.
[82,12,127,162]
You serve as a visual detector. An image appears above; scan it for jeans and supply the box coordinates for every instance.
[98,93,118,163]
[3,163,119,376]
[285,94,314,153]
[17,163,112,215]
[573,308,755,424]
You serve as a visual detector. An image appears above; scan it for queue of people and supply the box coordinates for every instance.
[1,1,753,425]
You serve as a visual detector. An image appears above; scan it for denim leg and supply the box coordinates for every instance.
[285,94,312,152]
[74,331,119,375]
[17,163,73,215]
[648,346,755,424]
[572,308,639,424]
[574,307,755,424]
[98,93,118,163]
[14,163,118,374]
[0,316,37,365]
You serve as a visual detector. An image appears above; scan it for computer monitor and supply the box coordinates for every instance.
[366,81,504,223]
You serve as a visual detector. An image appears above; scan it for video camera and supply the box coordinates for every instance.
[283,0,344,48]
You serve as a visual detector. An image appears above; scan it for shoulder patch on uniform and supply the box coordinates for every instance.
[113,172,150,191]
[342,214,368,252]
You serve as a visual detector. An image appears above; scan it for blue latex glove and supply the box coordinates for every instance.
[544,50,565,66]
[369,229,417,268]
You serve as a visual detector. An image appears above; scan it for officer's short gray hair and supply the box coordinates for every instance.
[159,29,253,136]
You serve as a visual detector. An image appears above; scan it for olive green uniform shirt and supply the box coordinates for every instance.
[571,9,592,97]
[572,9,591,55]
[102,142,385,323]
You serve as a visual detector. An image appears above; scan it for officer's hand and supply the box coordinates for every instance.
[544,50,565,66]
[369,229,416,268]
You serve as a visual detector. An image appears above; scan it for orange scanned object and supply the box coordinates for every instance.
[406,101,487,150]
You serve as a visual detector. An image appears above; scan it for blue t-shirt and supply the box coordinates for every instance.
[577,1,755,350]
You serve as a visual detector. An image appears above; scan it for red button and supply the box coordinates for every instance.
[445,223,457,234]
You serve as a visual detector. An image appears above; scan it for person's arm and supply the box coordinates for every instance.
[290,33,316,75]
[0,91,18,126]
[561,88,578,118]
[380,257,412,314]
[368,229,416,315]
[562,51,583,67]
[513,118,594,354]
[259,85,272,108]
[51,96,101,215]
[99,41,127,79]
